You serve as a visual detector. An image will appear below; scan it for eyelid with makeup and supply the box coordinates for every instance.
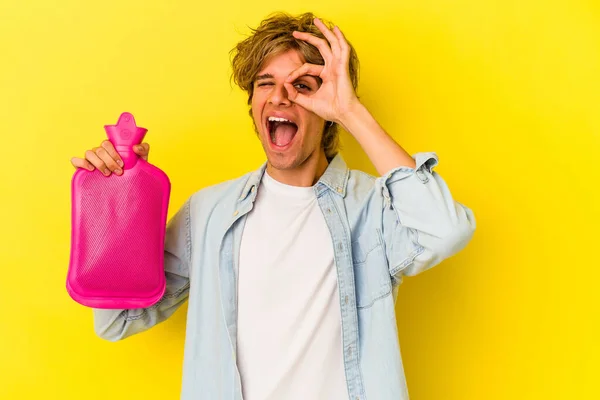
[255,74,318,86]
[256,81,311,89]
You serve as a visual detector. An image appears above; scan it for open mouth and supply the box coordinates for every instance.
[267,117,298,148]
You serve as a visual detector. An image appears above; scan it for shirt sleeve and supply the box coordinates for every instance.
[92,197,192,341]
[375,152,476,283]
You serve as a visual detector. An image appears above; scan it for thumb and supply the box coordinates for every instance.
[133,143,150,161]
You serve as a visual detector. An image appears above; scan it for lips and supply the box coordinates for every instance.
[264,113,299,149]
[264,113,298,128]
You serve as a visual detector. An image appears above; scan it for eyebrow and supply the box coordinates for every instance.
[255,73,320,84]
[255,73,274,81]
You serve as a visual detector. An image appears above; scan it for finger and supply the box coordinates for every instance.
[286,63,325,83]
[332,25,350,64]
[292,30,333,63]
[100,140,124,168]
[71,157,95,171]
[284,82,313,110]
[133,142,150,161]
[85,149,111,176]
[93,146,122,175]
[313,17,341,56]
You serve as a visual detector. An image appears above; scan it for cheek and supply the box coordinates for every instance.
[251,97,265,128]
[250,110,261,130]
[303,117,325,140]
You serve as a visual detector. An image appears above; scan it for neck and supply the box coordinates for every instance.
[266,149,329,187]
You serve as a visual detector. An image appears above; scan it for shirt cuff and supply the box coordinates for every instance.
[381,152,439,185]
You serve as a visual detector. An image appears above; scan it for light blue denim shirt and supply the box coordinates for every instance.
[93,152,476,400]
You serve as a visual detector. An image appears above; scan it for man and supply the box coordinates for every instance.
[70,11,476,400]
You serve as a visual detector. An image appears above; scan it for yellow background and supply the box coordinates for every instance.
[1,0,598,399]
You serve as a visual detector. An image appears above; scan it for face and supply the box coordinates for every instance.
[251,49,327,172]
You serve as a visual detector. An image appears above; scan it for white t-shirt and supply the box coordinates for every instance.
[236,170,348,400]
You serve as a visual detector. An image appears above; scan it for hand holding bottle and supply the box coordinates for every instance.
[70,141,150,176]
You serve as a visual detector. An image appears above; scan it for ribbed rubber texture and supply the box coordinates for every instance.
[67,160,170,309]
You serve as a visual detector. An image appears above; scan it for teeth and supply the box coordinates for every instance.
[268,116,292,123]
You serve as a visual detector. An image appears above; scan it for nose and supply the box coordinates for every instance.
[268,82,292,106]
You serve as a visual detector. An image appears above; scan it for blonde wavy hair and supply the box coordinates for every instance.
[229,11,360,160]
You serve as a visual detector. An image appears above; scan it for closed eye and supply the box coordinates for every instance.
[257,82,311,90]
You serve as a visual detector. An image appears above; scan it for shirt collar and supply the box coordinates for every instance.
[238,153,349,202]
[316,153,349,197]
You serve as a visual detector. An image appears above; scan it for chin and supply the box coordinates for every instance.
[264,149,304,171]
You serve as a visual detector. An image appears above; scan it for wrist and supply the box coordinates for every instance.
[337,100,368,134]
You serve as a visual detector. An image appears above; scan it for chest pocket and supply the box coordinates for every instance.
[351,228,392,309]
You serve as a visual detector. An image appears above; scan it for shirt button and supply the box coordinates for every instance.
[327,208,332,214]
[345,295,349,305]
[233,210,239,216]
[251,186,256,192]
[347,346,352,356]
[337,187,343,193]
[338,243,343,251]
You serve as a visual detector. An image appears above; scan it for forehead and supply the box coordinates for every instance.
[257,49,305,75]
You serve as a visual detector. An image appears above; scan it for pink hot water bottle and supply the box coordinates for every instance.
[66,112,171,309]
